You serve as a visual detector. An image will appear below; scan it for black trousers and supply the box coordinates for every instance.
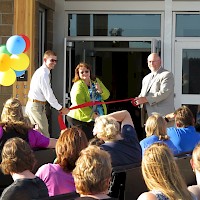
[66,116,94,141]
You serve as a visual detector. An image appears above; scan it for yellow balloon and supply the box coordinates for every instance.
[0,53,10,72]
[10,53,30,71]
[0,68,16,86]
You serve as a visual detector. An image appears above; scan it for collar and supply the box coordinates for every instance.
[152,66,162,76]
[41,63,50,75]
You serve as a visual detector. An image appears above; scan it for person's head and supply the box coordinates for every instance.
[88,136,105,146]
[93,115,120,141]
[147,53,161,72]
[72,145,112,195]
[73,62,95,82]
[55,127,88,172]
[1,98,27,124]
[190,143,200,174]
[1,137,36,175]
[174,105,194,127]
[142,143,193,200]
[145,113,169,140]
[43,50,57,70]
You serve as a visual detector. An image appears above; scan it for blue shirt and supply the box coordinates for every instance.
[140,135,179,156]
[167,126,200,153]
[100,125,142,167]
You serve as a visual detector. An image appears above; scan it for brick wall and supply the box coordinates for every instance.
[0,0,14,113]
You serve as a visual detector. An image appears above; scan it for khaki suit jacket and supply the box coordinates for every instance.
[139,67,175,126]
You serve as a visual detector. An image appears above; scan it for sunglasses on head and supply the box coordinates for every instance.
[50,59,58,63]
[80,70,89,74]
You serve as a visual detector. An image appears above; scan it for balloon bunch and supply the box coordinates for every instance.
[0,34,30,86]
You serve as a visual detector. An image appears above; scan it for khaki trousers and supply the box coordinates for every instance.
[25,101,50,137]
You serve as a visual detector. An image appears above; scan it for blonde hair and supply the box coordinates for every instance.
[145,113,169,140]
[142,143,193,200]
[191,143,200,172]
[72,145,112,195]
[1,98,32,133]
[43,50,57,59]
[94,115,120,141]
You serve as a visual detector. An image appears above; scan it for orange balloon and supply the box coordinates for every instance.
[0,68,16,86]
[0,53,10,72]
[10,53,30,71]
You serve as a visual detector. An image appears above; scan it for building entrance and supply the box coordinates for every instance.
[65,40,152,140]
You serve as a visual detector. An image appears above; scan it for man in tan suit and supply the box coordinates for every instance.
[134,53,175,127]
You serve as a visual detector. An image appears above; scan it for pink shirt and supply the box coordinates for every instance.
[35,163,75,196]
[0,126,50,149]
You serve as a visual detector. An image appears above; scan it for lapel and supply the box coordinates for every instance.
[144,67,164,95]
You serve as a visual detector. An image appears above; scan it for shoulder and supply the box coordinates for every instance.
[35,163,53,176]
[143,73,152,80]
[188,185,200,200]
[159,68,173,77]
[121,125,137,137]
[137,192,158,200]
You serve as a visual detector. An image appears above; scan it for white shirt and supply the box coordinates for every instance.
[28,63,62,110]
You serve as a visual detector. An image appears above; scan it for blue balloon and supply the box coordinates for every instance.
[6,35,26,55]
[14,70,25,77]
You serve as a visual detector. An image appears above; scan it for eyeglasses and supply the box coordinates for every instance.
[147,60,159,63]
[50,59,58,63]
[79,70,89,74]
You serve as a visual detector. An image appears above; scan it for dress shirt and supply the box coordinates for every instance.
[28,64,62,111]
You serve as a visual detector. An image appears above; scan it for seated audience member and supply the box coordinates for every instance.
[188,143,200,200]
[72,145,117,200]
[93,110,142,167]
[0,98,57,151]
[35,127,88,196]
[140,113,179,156]
[137,143,195,200]
[167,105,200,153]
[0,137,49,200]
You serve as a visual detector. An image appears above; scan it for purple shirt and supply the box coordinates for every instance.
[0,126,50,149]
[35,163,75,196]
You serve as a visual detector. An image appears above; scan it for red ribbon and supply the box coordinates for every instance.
[69,97,137,110]
[58,114,67,130]
[58,97,137,131]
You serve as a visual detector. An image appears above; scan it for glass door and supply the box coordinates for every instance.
[174,41,200,121]
[64,39,156,139]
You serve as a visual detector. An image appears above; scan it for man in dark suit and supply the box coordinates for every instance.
[134,53,175,127]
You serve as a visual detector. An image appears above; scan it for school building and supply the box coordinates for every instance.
[0,0,200,137]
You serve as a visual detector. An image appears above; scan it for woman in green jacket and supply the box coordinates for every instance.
[67,62,110,140]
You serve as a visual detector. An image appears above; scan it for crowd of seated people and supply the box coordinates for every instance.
[1,96,200,200]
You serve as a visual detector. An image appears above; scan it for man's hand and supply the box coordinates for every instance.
[59,107,70,115]
[134,97,148,105]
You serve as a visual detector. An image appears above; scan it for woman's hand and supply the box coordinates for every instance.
[95,83,102,94]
